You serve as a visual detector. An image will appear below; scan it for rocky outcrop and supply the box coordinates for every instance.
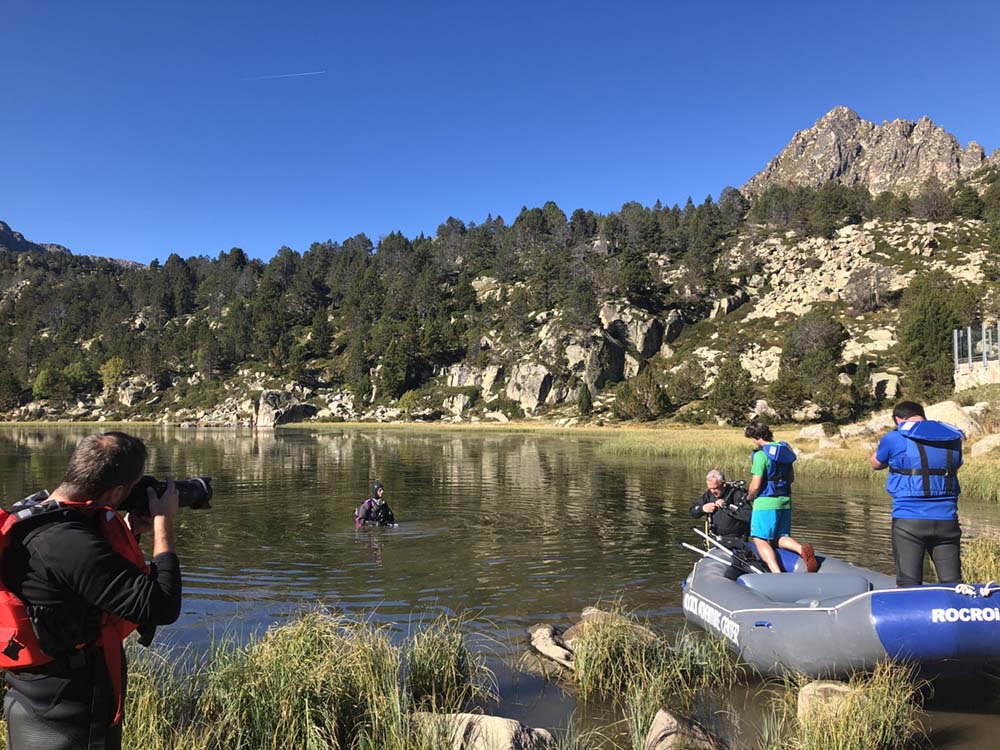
[710,291,749,319]
[925,400,983,437]
[600,301,664,357]
[971,433,1000,457]
[738,219,984,348]
[870,372,900,401]
[740,344,781,382]
[256,389,317,428]
[565,331,625,392]
[663,309,684,343]
[470,276,503,303]
[743,106,999,197]
[116,375,159,407]
[505,363,553,413]
[444,393,473,415]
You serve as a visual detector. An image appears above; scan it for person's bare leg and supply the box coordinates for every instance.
[753,537,782,573]
[777,536,802,555]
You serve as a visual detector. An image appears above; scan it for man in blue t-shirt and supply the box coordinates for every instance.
[870,400,964,586]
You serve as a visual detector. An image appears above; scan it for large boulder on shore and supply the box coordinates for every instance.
[411,713,557,750]
[925,400,983,437]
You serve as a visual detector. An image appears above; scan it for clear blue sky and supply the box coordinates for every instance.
[2,1,998,264]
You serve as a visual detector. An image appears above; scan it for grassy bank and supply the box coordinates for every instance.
[597,426,1000,505]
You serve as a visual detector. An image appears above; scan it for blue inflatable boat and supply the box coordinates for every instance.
[681,536,1000,678]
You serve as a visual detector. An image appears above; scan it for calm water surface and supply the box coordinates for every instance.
[2,425,999,747]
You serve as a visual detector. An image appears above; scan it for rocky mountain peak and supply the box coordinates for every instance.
[743,107,999,197]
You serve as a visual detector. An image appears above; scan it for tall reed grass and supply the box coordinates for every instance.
[962,535,1000,583]
[404,613,497,712]
[569,603,743,749]
[19,609,500,750]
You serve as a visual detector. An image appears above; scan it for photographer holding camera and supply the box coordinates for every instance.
[1,432,183,750]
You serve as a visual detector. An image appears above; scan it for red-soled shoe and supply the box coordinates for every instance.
[800,544,819,573]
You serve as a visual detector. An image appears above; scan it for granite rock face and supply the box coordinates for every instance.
[743,106,999,197]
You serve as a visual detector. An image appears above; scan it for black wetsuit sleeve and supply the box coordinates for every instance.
[33,521,182,626]
[690,491,709,518]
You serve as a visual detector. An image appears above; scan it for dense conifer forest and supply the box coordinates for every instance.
[2,170,999,422]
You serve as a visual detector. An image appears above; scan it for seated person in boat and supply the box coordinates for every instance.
[744,421,819,573]
[355,481,396,528]
[689,469,751,549]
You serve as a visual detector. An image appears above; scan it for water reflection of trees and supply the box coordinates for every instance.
[7,426,996,624]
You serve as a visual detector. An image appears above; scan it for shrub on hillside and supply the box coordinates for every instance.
[706,358,755,424]
[664,359,705,406]
[769,311,849,420]
[612,369,669,421]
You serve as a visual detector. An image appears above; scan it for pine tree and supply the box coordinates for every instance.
[706,358,755,424]
[577,383,593,417]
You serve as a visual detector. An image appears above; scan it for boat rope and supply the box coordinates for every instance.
[978,581,1000,597]
[954,582,1000,597]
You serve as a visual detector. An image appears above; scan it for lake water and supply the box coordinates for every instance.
[2,425,999,747]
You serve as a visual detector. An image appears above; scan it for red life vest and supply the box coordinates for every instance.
[0,497,148,724]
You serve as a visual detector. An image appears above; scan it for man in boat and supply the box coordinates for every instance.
[355,481,396,528]
[689,469,751,549]
[870,400,964,587]
[744,421,819,573]
[1,432,182,750]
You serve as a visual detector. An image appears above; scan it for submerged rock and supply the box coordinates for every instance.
[642,709,725,750]
[797,680,854,723]
[527,624,573,670]
[411,712,557,750]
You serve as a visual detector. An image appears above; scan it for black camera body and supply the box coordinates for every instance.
[120,476,213,516]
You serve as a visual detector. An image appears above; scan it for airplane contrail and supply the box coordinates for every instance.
[245,70,327,81]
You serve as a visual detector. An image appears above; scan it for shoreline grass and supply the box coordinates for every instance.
[757,662,925,750]
[105,610,499,750]
[568,603,744,748]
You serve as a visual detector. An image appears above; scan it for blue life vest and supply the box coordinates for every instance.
[887,420,963,499]
[756,441,796,497]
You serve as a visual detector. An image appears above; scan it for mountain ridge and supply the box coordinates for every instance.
[742,106,1000,197]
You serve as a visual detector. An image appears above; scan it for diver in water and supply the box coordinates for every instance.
[355,481,396,528]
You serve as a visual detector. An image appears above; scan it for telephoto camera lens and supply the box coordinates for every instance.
[122,476,213,515]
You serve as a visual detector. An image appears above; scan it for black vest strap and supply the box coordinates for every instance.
[889,444,959,497]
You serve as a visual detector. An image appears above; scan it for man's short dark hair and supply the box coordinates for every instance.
[59,432,147,500]
[892,401,926,421]
[744,420,773,442]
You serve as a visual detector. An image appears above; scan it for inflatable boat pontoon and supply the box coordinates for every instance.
[681,533,1000,678]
